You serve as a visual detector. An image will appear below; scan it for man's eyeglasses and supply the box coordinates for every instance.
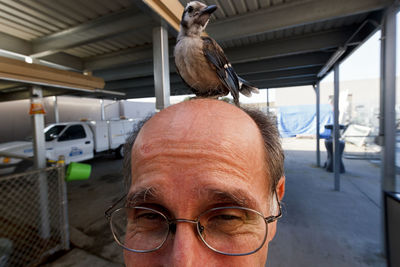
[105,194,282,256]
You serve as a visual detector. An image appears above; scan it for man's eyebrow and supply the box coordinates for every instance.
[201,188,258,209]
[127,187,159,207]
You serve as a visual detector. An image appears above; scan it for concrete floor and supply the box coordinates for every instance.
[268,138,391,267]
[43,138,396,266]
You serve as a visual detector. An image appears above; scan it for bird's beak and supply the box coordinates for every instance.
[200,5,217,15]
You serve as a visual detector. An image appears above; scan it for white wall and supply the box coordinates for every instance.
[123,101,156,119]
[0,96,115,142]
[0,99,32,142]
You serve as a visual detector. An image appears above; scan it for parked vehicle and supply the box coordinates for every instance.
[0,119,138,175]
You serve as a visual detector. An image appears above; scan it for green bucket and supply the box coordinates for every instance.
[66,162,91,181]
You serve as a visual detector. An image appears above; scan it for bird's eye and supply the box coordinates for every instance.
[187,6,194,13]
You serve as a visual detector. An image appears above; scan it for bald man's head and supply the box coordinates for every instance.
[123,99,284,193]
[121,99,285,266]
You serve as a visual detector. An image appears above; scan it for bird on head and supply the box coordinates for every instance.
[174,1,259,106]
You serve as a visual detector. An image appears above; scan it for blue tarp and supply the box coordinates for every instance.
[278,104,333,138]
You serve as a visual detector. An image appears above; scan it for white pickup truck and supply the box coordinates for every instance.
[0,119,137,175]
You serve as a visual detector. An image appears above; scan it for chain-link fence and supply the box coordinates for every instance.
[0,166,69,267]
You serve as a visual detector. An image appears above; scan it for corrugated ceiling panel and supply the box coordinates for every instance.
[0,22,35,39]
[218,11,369,51]
[63,25,154,58]
[247,0,260,11]
[0,0,137,40]
[179,0,291,20]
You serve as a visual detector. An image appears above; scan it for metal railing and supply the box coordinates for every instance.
[0,166,69,267]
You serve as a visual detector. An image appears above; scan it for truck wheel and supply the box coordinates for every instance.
[116,145,124,159]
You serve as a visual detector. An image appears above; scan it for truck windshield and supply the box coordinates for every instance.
[45,125,66,141]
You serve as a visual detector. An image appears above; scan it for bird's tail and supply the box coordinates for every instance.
[238,77,259,97]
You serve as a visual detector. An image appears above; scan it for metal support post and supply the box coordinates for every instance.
[31,86,47,170]
[153,25,170,110]
[315,82,321,167]
[30,86,50,239]
[54,96,59,123]
[380,5,397,193]
[266,88,270,114]
[100,99,105,120]
[57,156,70,250]
[119,100,125,118]
[380,6,398,256]
[333,64,340,191]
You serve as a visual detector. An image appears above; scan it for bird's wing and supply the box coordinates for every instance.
[201,37,240,102]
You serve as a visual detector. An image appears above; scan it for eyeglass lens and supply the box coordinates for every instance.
[110,207,268,255]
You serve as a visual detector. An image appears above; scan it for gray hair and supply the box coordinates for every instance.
[123,107,284,193]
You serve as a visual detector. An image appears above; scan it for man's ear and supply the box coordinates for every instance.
[276,176,285,201]
[266,176,286,242]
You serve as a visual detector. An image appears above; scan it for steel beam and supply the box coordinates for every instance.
[104,73,316,94]
[153,26,170,110]
[93,61,155,81]
[318,47,347,78]
[85,46,155,71]
[333,64,340,191]
[142,0,183,32]
[254,77,317,89]
[96,52,329,82]
[242,67,320,82]
[234,52,330,74]
[0,32,32,55]
[207,0,392,41]
[315,82,321,167]
[31,9,152,58]
[380,5,398,193]
[0,33,84,71]
[103,66,321,92]
[40,53,84,71]
[30,86,50,239]
[227,27,359,63]
[119,78,317,99]
[104,75,182,90]
[87,27,357,71]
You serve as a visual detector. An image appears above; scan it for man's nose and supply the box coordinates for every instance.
[166,222,205,266]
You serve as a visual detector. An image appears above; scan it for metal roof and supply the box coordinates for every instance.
[0,0,394,101]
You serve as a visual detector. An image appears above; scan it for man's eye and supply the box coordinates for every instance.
[187,6,194,13]
[207,211,245,226]
[136,212,163,221]
[213,214,241,221]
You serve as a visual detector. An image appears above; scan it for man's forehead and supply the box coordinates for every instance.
[135,99,261,144]
[130,99,269,197]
